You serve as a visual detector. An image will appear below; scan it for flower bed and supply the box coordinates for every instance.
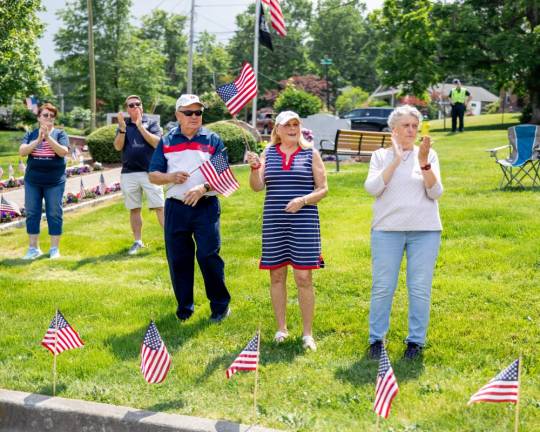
[0,182,121,224]
[0,177,24,190]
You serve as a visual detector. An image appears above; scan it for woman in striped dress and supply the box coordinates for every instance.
[247,111,328,351]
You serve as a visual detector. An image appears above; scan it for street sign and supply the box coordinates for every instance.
[320,58,333,65]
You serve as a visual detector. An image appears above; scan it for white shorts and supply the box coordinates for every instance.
[120,172,164,210]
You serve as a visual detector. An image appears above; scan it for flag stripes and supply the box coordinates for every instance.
[32,139,56,158]
[226,334,259,379]
[468,359,519,404]
[0,195,21,216]
[140,321,171,384]
[262,0,287,37]
[41,310,84,355]
[374,346,399,419]
[216,62,257,116]
[200,152,240,197]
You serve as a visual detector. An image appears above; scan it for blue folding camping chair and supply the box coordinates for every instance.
[487,124,540,188]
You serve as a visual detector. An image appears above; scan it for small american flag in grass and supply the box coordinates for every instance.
[0,195,21,216]
[468,359,520,405]
[374,346,399,419]
[226,333,259,379]
[200,151,239,197]
[140,321,171,384]
[41,310,84,355]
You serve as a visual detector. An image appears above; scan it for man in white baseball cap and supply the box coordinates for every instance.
[149,94,231,324]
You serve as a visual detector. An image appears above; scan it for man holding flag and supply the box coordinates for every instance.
[149,94,232,323]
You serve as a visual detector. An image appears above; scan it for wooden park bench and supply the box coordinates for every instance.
[319,129,392,172]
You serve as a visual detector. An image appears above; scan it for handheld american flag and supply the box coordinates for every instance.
[41,310,84,355]
[262,0,287,37]
[200,151,240,197]
[140,321,171,384]
[0,195,21,217]
[216,62,257,116]
[26,96,39,114]
[374,346,399,419]
[468,359,520,405]
[226,333,260,379]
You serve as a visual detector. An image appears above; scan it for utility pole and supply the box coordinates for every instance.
[87,0,96,130]
[252,0,261,128]
[58,83,64,114]
[320,56,332,110]
[187,0,195,93]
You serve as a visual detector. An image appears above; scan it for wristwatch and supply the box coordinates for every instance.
[203,182,211,192]
[118,128,126,134]
[420,163,432,171]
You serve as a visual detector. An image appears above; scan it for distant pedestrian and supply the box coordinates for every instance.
[449,79,472,132]
[19,103,69,260]
[113,95,164,255]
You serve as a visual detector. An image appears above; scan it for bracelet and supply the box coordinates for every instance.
[250,163,261,171]
[421,163,431,171]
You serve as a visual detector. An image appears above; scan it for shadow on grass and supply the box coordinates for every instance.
[0,254,48,267]
[71,248,151,269]
[334,352,425,386]
[431,122,518,133]
[105,313,211,361]
[145,399,185,412]
[33,383,68,397]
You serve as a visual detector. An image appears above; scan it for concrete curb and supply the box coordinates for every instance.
[0,389,283,432]
[0,193,122,233]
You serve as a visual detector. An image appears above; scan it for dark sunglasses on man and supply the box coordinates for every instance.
[127,102,142,108]
[179,110,203,117]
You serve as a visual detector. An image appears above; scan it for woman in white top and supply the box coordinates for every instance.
[364,105,443,360]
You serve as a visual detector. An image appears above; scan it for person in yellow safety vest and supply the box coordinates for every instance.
[448,79,472,132]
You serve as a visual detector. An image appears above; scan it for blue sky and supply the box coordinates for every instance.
[38,0,383,66]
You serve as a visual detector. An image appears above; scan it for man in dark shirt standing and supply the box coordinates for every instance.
[113,95,164,255]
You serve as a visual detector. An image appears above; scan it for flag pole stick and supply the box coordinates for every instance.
[514,354,522,432]
[252,0,261,129]
[52,309,59,396]
[253,328,261,423]
[376,415,380,431]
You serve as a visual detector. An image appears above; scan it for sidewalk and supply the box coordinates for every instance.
[1,167,122,209]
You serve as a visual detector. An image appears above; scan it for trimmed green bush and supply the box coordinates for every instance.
[206,121,258,164]
[86,124,120,163]
[273,83,322,117]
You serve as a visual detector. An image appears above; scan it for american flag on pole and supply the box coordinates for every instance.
[25,96,39,114]
[262,0,287,37]
[79,178,86,199]
[226,333,259,379]
[99,173,107,195]
[468,359,520,405]
[32,139,56,158]
[41,310,84,355]
[140,321,171,384]
[0,195,21,216]
[216,62,257,116]
[374,346,399,419]
[200,151,240,197]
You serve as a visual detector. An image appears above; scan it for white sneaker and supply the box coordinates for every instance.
[302,335,317,351]
[128,241,144,255]
[49,247,61,259]
[23,247,42,260]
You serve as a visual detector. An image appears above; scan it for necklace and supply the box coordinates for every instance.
[401,150,413,162]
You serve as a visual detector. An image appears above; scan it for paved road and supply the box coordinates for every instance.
[1,167,122,209]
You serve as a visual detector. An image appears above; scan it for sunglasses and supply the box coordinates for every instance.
[127,102,142,108]
[41,113,56,118]
[179,110,203,117]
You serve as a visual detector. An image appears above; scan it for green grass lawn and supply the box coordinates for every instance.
[1,116,539,431]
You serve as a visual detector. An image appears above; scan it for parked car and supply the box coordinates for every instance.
[257,110,275,134]
[340,107,394,132]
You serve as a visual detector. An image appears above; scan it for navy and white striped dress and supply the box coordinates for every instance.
[260,144,324,270]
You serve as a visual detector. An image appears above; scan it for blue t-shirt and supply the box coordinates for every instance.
[118,116,162,173]
[22,128,69,186]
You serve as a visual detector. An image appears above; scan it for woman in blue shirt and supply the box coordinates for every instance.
[19,103,69,259]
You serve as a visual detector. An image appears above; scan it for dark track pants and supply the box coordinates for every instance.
[451,103,466,132]
[164,197,230,318]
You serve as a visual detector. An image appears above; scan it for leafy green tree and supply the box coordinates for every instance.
[0,0,49,105]
[228,0,314,103]
[335,87,369,114]
[274,84,322,117]
[309,0,379,97]
[193,32,231,95]
[371,0,441,97]
[138,10,188,95]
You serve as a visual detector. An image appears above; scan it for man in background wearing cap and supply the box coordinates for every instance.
[149,94,231,323]
[448,79,472,133]
[114,95,164,255]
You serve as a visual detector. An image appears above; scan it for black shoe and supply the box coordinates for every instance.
[404,342,423,360]
[210,307,230,323]
[369,340,383,360]
[176,310,193,321]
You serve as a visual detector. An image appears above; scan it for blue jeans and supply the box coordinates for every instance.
[369,230,441,346]
[25,180,65,236]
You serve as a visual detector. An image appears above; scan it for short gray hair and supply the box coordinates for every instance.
[387,105,422,130]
